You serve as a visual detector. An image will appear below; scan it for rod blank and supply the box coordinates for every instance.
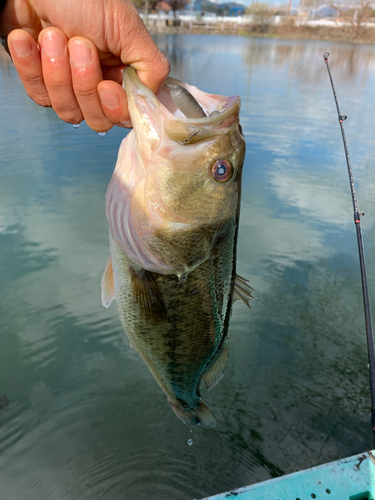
[323,52,375,446]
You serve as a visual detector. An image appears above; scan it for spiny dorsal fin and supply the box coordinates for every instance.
[130,267,167,323]
[202,340,228,391]
[101,257,115,308]
[233,274,254,308]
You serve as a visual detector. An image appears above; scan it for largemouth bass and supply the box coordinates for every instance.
[101,67,252,429]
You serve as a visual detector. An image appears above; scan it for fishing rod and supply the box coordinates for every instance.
[323,52,375,447]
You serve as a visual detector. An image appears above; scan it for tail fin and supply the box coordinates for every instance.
[168,398,216,429]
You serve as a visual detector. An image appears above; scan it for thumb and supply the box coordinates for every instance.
[109,0,170,96]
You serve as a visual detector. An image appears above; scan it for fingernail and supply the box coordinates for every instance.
[41,32,65,59]
[99,89,120,109]
[69,41,92,68]
[11,39,32,58]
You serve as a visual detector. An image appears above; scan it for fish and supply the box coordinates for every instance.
[101,67,252,429]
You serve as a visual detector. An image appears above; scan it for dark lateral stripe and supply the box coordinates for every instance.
[0,0,6,14]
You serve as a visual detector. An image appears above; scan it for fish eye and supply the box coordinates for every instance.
[211,159,233,183]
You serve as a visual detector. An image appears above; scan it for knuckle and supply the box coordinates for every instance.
[23,73,45,88]
[73,85,99,102]
[22,73,52,106]
[158,54,171,79]
[45,79,68,94]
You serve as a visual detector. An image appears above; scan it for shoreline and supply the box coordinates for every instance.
[147,22,375,45]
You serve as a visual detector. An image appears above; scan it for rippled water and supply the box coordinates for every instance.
[1,35,375,499]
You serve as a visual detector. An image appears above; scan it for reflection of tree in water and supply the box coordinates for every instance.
[155,35,192,75]
[154,35,228,82]
[241,40,375,87]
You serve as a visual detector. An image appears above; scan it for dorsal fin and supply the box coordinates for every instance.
[202,340,229,391]
[101,257,115,308]
[130,267,167,323]
[232,274,254,308]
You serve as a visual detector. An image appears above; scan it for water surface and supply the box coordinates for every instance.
[1,35,375,499]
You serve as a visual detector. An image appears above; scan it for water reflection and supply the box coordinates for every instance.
[1,36,375,500]
[241,39,375,83]
[155,35,375,89]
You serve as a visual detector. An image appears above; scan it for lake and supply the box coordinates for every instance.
[0,34,375,499]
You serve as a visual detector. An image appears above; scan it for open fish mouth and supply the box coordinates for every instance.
[106,67,245,277]
[123,67,241,136]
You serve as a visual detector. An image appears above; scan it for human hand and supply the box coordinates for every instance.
[0,0,170,132]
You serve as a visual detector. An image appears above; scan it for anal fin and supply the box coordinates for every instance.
[202,340,228,391]
[233,274,254,308]
[130,267,167,323]
[101,257,115,308]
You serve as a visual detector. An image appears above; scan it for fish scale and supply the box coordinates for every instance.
[110,231,231,428]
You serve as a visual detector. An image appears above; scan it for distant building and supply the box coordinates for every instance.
[185,0,245,16]
[224,3,245,16]
[314,5,340,18]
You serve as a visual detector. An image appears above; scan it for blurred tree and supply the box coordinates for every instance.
[326,0,375,36]
[131,0,145,9]
[245,1,276,32]
[165,0,189,17]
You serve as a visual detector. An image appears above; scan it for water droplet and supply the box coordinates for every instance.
[188,439,193,445]
[98,132,107,137]
[84,339,88,343]
[190,429,192,432]
[72,123,80,129]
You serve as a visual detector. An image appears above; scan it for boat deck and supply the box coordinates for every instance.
[201,450,375,500]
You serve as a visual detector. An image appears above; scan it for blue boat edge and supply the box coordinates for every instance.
[200,450,375,500]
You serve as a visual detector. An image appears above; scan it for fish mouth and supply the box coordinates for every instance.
[123,66,240,129]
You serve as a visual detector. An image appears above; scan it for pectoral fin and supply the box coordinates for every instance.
[101,257,115,308]
[130,268,167,323]
[232,274,254,308]
[202,339,229,391]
